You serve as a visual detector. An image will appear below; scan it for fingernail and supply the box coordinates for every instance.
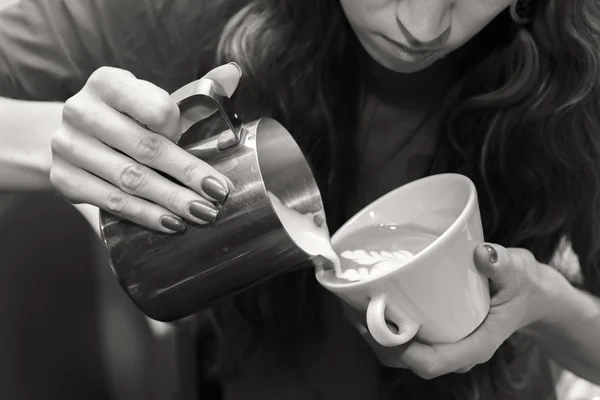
[160,215,187,233]
[228,61,243,77]
[189,201,218,223]
[482,244,498,264]
[201,176,228,202]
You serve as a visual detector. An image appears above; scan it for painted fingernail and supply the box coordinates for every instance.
[160,215,187,233]
[228,61,243,77]
[201,176,228,202]
[482,244,498,264]
[189,201,218,223]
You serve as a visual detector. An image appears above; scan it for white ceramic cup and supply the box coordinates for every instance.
[315,173,490,347]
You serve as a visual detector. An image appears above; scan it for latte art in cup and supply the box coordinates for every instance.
[268,190,440,283]
[332,224,439,282]
[316,174,491,347]
[337,248,415,281]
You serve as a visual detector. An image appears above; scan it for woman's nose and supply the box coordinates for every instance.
[395,0,453,47]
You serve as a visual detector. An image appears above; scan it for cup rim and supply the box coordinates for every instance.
[316,173,478,290]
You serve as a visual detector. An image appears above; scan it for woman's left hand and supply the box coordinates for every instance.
[343,243,552,379]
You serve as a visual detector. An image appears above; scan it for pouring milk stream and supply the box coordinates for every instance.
[267,192,428,282]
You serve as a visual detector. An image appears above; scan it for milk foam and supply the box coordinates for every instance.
[337,249,415,282]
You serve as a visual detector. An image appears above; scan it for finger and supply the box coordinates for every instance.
[355,323,409,369]
[203,62,242,98]
[399,315,504,379]
[374,352,409,369]
[474,243,514,291]
[399,342,474,379]
[455,365,475,374]
[339,302,410,368]
[62,97,230,202]
[392,341,442,379]
[84,67,181,141]
[175,63,243,134]
[51,157,186,233]
[57,129,219,224]
[349,321,410,367]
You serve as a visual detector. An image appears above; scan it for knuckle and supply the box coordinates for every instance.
[166,190,180,210]
[61,94,99,133]
[119,164,147,192]
[86,66,133,93]
[135,135,164,163]
[182,163,201,185]
[128,206,149,224]
[50,167,80,202]
[106,190,128,213]
[127,205,151,227]
[49,165,68,190]
[522,251,536,265]
[61,95,83,122]
[415,369,438,380]
[144,92,178,129]
[510,248,534,264]
[475,349,495,365]
[50,129,72,155]
[414,361,443,380]
[457,365,475,374]
[86,67,113,92]
[512,254,530,275]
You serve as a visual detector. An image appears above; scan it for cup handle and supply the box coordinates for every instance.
[366,294,419,347]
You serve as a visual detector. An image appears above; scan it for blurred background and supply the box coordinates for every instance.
[0,0,197,398]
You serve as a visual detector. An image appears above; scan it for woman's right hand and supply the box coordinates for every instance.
[50,63,242,233]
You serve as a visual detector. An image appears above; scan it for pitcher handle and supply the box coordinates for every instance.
[171,78,243,151]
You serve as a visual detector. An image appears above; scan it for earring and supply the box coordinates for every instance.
[510,0,536,25]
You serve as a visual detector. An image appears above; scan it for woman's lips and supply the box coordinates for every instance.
[379,34,442,58]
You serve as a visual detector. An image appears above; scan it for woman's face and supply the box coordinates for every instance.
[341,0,512,72]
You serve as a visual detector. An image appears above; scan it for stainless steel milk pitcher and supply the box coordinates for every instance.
[99,77,327,322]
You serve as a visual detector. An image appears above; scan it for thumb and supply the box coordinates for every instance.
[474,243,514,291]
[172,62,243,138]
[203,62,243,97]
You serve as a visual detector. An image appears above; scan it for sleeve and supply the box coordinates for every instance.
[0,0,224,101]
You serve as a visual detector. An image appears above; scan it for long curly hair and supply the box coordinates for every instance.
[190,0,600,398]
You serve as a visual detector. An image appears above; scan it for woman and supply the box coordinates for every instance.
[1,0,599,399]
